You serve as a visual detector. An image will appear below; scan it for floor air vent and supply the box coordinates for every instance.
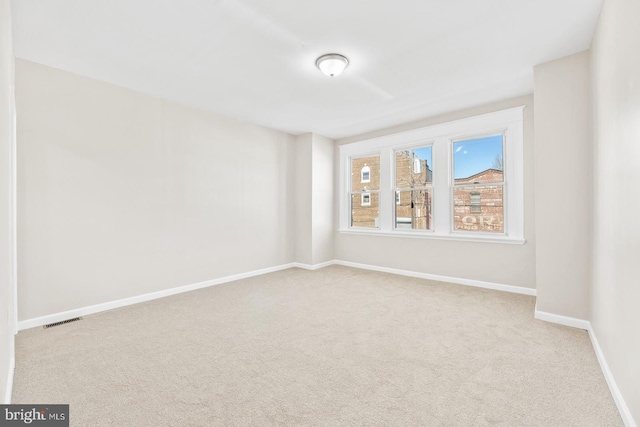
[43,317,82,329]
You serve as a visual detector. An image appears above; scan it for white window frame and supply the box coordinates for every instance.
[338,107,525,244]
[361,193,371,206]
[451,131,506,235]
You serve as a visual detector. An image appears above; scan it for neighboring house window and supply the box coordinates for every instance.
[338,107,524,242]
[470,192,481,213]
[413,158,422,173]
[361,166,370,183]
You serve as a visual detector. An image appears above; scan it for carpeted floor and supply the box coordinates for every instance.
[12,266,622,426]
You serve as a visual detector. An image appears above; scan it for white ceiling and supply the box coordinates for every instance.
[11,0,603,139]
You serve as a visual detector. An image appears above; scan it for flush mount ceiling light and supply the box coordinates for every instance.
[315,53,349,77]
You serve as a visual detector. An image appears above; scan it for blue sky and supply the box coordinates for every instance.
[454,135,503,179]
[403,135,502,179]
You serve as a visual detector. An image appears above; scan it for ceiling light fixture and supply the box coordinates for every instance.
[315,53,349,77]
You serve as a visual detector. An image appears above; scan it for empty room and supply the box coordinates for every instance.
[1,0,638,425]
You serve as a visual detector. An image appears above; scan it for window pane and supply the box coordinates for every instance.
[352,155,379,191]
[453,135,503,181]
[395,189,432,230]
[395,147,432,188]
[351,192,379,228]
[453,186,503,233]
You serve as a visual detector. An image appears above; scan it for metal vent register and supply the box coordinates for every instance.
[43,317,82,329]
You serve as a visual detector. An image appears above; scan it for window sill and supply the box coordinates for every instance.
[338,228,526,245]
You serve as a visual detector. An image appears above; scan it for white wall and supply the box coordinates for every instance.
[16,59,296,322]
[294,134,313,265]
[591,0,640,422]
[0,0,16,403]
[533,51,591,321]
[311,134,334,265]
[335,96,536,289]
[294,133,335,266]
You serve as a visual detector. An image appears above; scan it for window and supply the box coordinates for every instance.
[361,166,370,183]
[470,192,481,213]
[453,135,504,233]
[350,155,380,228]
[395,146,432,230]
[339,107,524,243]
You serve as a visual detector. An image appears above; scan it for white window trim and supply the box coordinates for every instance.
[361,193,371,206]
[339,106,525,244]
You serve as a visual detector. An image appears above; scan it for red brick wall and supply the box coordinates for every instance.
[453,169,503,233]
[351,156,380,227]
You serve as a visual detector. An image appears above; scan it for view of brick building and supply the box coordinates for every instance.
[350,155,380,228]
[453,169,503,233]
[351,151,432,229]
[351,154,503,233]
[394,150,432,230]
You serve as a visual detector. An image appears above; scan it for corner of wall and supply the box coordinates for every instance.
[293,133,336,265]
[310,133,335,265]
[589,0,640,423]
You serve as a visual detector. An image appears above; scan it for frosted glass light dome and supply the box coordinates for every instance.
[315,53,349,77]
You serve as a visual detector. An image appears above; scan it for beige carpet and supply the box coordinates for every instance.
[13,266,621,426]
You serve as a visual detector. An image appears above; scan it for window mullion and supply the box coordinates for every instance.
[432,137,450,235]
[378,148,392,231]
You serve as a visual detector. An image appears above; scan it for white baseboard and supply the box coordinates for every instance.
[292,260,336,270]
[534,306,590,330]
[4,354,14,404]
[588,325,637,427]
[334,260,537,296]
[17,263,296,331]
[18,260,535,330]
[534,306,636,427]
